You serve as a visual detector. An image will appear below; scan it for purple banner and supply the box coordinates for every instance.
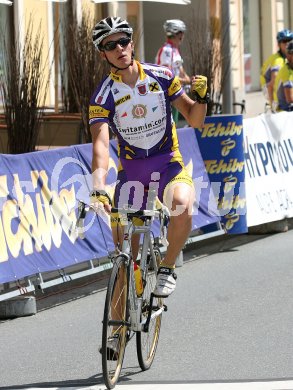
[0,128,219,284]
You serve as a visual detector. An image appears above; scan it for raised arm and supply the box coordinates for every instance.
[172,75,208,128]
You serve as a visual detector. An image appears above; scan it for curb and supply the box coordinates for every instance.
[0,296,37,319]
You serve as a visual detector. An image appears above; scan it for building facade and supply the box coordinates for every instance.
[0,0,292,123]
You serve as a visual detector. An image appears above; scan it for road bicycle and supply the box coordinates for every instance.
[77,187,170,389]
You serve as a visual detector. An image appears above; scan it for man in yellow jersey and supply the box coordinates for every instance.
[260,29,293,107]
[273,40,293,112]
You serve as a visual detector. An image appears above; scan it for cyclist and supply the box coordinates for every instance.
[89,16,209,298]
[260,29,293,108]
[273,40,293,112]
[155,19,191,124]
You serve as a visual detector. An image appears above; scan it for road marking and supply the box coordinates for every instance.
[23,379,293,390]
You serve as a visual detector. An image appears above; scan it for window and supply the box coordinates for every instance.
[243,0,261,92]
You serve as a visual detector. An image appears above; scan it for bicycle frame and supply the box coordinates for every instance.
[76,187,169,333]
[112,198,167,332]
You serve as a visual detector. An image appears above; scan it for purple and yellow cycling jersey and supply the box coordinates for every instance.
[260,51,286,86]
[89,61,184,159]
[273,63,293,111]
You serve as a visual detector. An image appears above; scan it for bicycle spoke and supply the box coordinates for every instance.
[102,257,128,389]
[137,247,163,370]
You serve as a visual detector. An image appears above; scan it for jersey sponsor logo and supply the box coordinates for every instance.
[149,82,160,92]
[168,77,181,96]
[122,112,128,117]
[95,81,111,105]
[137,83,147,95]
[164,69,173,77]
[115,94,131,106]
[155,69,172,80]
[132,104,147,119]
[89,105,110,119]
[117,115,167,134]
[111,73,121,82]
[113,88,119,94]
[143,63,172,77]
[156,67,172,76]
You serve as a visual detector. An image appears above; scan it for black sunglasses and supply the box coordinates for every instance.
[101,37,131,52]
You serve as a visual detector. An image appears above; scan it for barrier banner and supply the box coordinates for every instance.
[0,144,115,285]
[243,112,293,226]
[0,128,219,284]
[195,115,247,234]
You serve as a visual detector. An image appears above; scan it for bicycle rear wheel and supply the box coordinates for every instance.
[136,246,163,370]
[102,256,129,389]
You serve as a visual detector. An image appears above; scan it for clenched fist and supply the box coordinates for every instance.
[191,75,209,103]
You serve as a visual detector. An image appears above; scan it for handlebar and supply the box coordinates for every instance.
[75,200,170,245]
[110,205,170,219]
[76,200,170,220]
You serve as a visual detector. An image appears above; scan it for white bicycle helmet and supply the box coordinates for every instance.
[93,16,133,50]
[163,19,186,36]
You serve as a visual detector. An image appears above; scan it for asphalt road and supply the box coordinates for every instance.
[1,229,293,389]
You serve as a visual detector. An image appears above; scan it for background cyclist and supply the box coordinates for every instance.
[89,16,209,298]
[155,19,191,125]
[273,40,293,112]
[260,29,293,108]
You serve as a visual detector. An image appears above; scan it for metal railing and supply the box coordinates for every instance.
[0,224,225,303]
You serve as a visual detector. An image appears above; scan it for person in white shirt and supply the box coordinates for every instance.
[155,19,190,124]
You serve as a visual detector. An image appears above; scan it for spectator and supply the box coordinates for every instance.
[273,40,293,112]
[155,19,190,124]
[260,29,293,108]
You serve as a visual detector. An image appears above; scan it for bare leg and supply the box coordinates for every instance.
[110,223,140,328]
[163,182,195,266]
[110,225,126,329]
[112,225,123,252]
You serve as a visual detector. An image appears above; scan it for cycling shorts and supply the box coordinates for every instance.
[110,151,193,227]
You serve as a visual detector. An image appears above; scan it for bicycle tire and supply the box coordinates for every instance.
[102,256,129,389]
[136,246,163,370]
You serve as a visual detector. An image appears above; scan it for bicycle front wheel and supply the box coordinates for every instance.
[136,246,163,370]
[102,256,129,389]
